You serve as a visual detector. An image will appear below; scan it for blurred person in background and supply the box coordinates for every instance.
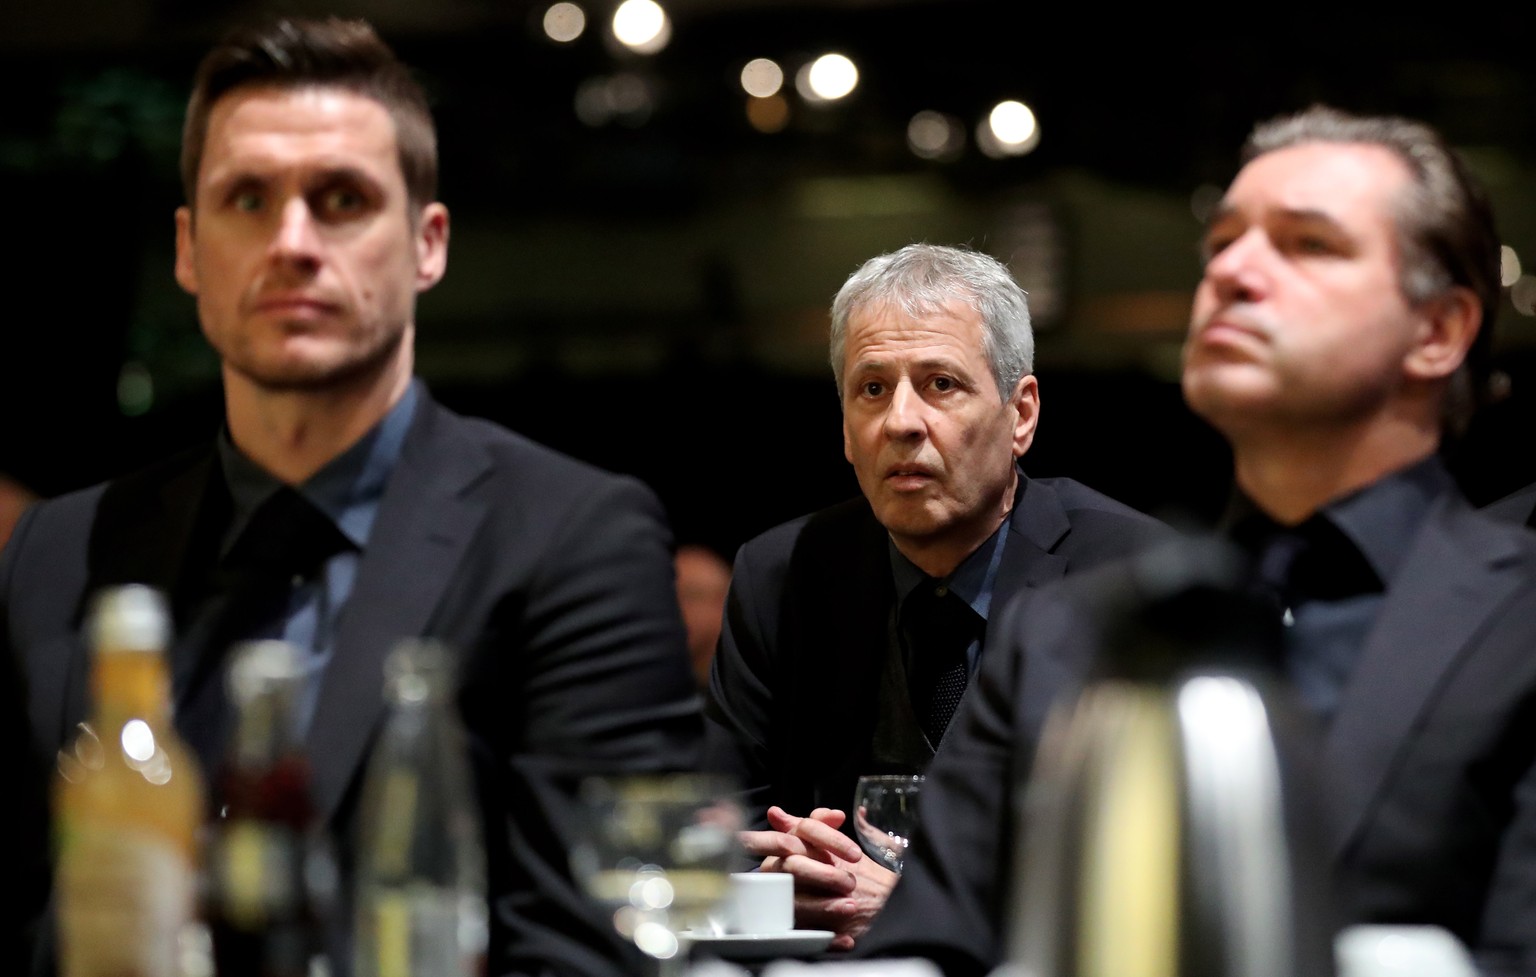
[857,106,1536,977]
[0,474,38,551]
[675,543,732,688]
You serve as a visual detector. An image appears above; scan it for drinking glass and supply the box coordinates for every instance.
[853,774,925,873]
[570,774,744,977]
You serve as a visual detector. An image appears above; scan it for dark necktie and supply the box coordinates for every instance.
[902,582,980,745]
[177,488,353,778]
[1252,522,1377,722]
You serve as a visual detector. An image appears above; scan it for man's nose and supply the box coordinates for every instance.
[883,381,926,440]
[270,197,322,262]
[1203,229,1269,303]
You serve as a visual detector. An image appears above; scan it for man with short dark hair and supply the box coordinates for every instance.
[855,107,1536,977]
[704,243,1167,947]
[3,18,699,977]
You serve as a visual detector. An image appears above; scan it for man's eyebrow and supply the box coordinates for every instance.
[1204,202,1344,230]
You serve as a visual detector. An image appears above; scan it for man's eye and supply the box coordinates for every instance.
[932,377,955,392]
[233,191,263,212]
[1296,236,1332,255]
[318,187,365,216]
[861,381,884,397]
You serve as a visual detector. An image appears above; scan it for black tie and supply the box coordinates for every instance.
[176,488,353,779]
[903,583,979,745]
[1252,521,1377,721]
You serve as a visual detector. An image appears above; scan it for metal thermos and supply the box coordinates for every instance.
[998,540,1337,977]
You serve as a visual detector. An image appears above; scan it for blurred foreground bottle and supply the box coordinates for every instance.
[999,540,1337,977]
[204,640,330,977]
[54,584,206,977]
[354,640,488,977]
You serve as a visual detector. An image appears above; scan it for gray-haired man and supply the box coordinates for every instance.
[704,243,1167,947]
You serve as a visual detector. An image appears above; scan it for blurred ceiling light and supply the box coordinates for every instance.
[740,58,784,98]
[746,94,790,133]
[574,73,654,127]
[1501,245,1522,287]
[987,100,1040,155]
[543,2,586,43]
[1190,184,1223,224]
[906,110,964,162]
[796,53,858,103]
[612,0,671,54]
[1513,274,1536,317]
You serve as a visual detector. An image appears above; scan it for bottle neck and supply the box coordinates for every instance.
[228,687,305,767]
[90,648,173,727]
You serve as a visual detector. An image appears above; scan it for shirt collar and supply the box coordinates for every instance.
[217,380,419,556]
[888,512,1012,622]
[1228,453,1452,588]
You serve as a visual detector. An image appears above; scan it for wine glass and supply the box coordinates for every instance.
[853,774,925,873]
[570,774,744,977]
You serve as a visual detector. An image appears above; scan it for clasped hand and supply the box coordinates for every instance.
[739,805,898,950]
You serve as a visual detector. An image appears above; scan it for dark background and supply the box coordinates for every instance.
[4,1,1535,557]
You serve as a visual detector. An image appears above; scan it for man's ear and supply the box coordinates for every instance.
[414,202,450,292]
[1405,285,1480,382]
[174,206,198,295]
[1010,374,1040,458]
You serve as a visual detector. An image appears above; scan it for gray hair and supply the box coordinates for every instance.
[829,243,1034,400]
[1243,106,1501,433]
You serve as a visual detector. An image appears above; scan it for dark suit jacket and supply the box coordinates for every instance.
[2,390,701,977]
[1485,481,1536,529]
[702,473,1169,824]
[859,487,1536,977]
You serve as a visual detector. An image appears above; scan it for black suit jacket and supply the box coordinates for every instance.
[702,473,1169,823]
[2,390,701,977]
[860,486,1536,977]
[1485,481,1536,529]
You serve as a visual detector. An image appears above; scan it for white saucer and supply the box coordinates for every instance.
[684,929,836,960]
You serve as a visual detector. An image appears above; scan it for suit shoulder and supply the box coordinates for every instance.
[1033,476,1166,527]
[9,444,212,552]
[1483,481,1536,528]
[431,406,656,500]
[735,496,877,566]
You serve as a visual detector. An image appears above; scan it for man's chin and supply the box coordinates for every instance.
[229,353,396,394]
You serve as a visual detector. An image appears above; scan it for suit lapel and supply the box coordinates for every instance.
[84,448,227,714]
[306,397,493,823]
[1324,498,1528,858]
[995,475,1070,598]
[787,502,894,810]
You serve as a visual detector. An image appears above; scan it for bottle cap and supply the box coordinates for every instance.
[227,640,306,704]
[88,584,171,652]
[383,639,455,704]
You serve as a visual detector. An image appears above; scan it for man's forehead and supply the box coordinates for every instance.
[1219,140,1412,222]
[205,85,398,153]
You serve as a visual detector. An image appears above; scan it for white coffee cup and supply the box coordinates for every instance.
[724,871,793,935]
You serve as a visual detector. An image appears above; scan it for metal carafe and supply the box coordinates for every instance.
[997,540,1337,977]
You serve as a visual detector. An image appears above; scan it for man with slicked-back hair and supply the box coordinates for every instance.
[3,18,699,977]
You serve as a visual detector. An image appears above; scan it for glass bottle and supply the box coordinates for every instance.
[53,584,206,977]
[203,640,329,977]
[998,539,1337,977]
[354,640,488,977]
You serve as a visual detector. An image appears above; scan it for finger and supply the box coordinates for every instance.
[789,816,864,863]
[740,829,809,859]
[777,853,859,895]
[806,807,848,829]
[792,894,860,935]
[765,806,803,833]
